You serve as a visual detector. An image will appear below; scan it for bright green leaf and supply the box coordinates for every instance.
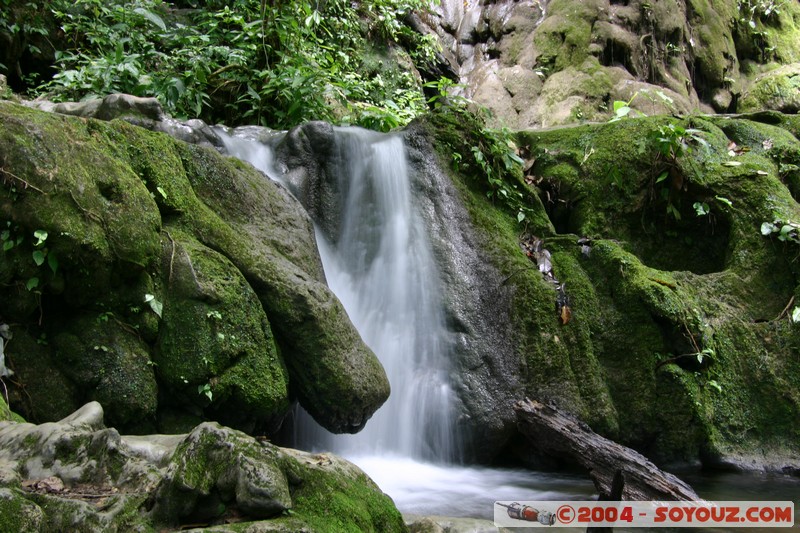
[33,229,48,246]
[144,293,163,318]
[715,196,733,208]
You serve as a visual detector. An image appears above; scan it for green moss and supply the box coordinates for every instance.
[432,106,800,464]
[0,489,44,532]
[1,101,388,435]
[5,329,79,423]
[156,230,289,431]
[279,452,406,533]
[532,0,601,72]
[0,390,24,423]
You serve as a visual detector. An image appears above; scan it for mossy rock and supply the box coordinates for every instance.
[277,448,406,533]
[0,101,389,437]
[4,329,80,424]
[739,64,800,113]
[156,231,289,434]
[51,316,158,432]
[152,422,405,533]
[0,404,406,533]
[428,105,800,466]
[0,488,44,532]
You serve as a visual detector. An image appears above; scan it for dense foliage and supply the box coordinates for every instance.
[0,0,438,130]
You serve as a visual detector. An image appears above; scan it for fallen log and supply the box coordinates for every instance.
[515,399,700,501]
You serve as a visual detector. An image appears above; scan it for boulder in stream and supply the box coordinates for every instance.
[0,401,406,532]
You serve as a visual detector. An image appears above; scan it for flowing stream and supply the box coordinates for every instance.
[217,128,800,525]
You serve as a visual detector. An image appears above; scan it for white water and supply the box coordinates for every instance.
[217,127,595,519]
[311,129,458,461]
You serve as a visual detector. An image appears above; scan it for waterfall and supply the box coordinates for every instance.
[216,125,594,519]
[312,128,458,462]
[218,126,459,462]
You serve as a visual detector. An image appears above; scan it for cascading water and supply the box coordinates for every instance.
[217,126,596,519]
[310,129,458,462]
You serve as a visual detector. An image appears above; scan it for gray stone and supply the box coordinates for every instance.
[0,403,405,531]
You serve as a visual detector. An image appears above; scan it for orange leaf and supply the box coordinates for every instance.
[560,305,572,325]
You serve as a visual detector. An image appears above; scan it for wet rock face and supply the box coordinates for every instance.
[0,402,406,531]
[402,122,523,461]
[422,0,800,128]
[433,106,800,468]
[0,100,389,437]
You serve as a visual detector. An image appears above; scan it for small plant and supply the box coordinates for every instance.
[761,218,800,244]
[693,202,710,216]
[144,293,163,317]
[198,383,213,402]
[206,310,223,320]
[608,92,640,122]
[1,224,58,291]
[650,123,709,221]
[654,123,709,162]
[737,0,784,61]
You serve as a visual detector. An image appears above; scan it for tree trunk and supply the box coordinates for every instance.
[515,399,700,502]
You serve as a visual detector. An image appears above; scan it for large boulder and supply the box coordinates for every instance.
[420,105,800,469]
[0,100,389,436]
[0,402,406,532]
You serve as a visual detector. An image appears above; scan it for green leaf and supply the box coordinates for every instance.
[715,196,733,208]
[33,229,48,246]
[693,202,709,216]
[144,293,163,318]
[2,241,13,252]
[47,252,59,274]
[517,211,526,223]
[26,277,39,291]
[156,186,167,200]
[761,222,776,235]
[792,306,800,323]
[655,171,669,183]
[32,250,46,266]
[722,161,742,167]
[134,7,167,31]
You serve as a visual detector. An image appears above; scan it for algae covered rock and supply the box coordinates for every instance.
[155,231,289,434]
[426,0,800,127]
[740,63,800,113]
[425,104,800,468]
[0,100,389,437]
[0,402,405,532]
